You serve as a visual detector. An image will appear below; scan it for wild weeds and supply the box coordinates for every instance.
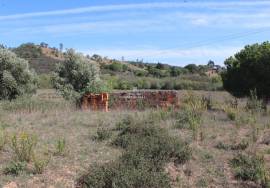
[0,126,7,150]
[77,115,192,188]
[10,132,37,162]
[230,153,269,187]
[54,138,66,156]
[4,161,27,175]
[246,90,264,114]
[33,153,50,174]
[93,128,112,141]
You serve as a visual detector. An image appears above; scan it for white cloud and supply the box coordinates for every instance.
[1,1,270,21]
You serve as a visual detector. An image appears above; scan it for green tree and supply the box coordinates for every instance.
[222,41,270,99]
[52,49,102,101]
[13,43,42,59]
[184,64,199,74]
[0,48,37,100]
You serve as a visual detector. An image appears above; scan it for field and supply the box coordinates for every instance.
[0,89,270,188]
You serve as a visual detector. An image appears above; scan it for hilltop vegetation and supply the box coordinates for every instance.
[4,42,223,91]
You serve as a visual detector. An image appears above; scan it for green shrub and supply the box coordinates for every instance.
[0,48,38,100]
[38,74,53,89]
[224,107,237,121]
[216,140,249,151]
[33,154,50,174]
[77,115,191,188]
[174,108,202,141]
[113,119,191,165]
[52,49,101,101]
[10,132,37,162]
[4,161,26,175]
[93,128,112,141]
[54,138,66,156]
[77,161,171,188]
[230,153,269,185]
[246,90,264,114]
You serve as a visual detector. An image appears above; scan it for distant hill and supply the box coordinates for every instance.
[11,43,223,78]
[12,43,63,74]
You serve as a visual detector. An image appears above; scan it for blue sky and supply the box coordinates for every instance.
[0,0,269,66]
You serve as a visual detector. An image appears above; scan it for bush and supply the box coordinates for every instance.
[230,153,269,185]
[10,132,37,162]
[0,48,38,100]
[77,116,191,188]
[215,140,249,151]
[4,161,26,175]
[93,128,112,141]
[175,93,205,140]
[77,161,171,188]
[52,49,101,101]
[33,154,50,174]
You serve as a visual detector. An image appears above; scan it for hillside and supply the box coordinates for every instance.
[11,43,223,91]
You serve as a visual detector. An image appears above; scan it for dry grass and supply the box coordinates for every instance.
[0,89,270,188]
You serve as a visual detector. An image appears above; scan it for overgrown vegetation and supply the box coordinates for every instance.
[0,48,37,100]
[77,115,191,188]
[230,153,269,187]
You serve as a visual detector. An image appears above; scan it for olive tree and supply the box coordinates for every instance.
[221,41,270,100]
[52,49,108,101]
[0,48,38,100]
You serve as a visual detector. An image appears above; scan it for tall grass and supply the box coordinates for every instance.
[0,96,73,113]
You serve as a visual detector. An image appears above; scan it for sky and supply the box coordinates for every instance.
[0,0,270,66]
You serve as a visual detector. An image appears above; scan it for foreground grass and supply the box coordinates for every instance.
[0,89,270,187]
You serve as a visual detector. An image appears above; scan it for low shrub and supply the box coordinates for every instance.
[174,107,203,141]
[93,128,112,141]
[33,154,50,174]
[10,132,37,162]
[4,161,26,175]
[77,115,191,188]
[245,90,264,114]
[216,140,249,151]
[224,107,237,121]
[230,153,269,186]
[54,138,66,156]
[77,161,171,188]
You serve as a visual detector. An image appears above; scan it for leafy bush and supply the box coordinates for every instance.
[77,116,191,188]
[13,43,42,58]
[4,161,26,175]
[230,153,269,186]
[93,128,112,141]
[222,41,270,99]
[52,49,101,101]
[77,161,171,188]
[10,132,37,162]
[0,48,38,100]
